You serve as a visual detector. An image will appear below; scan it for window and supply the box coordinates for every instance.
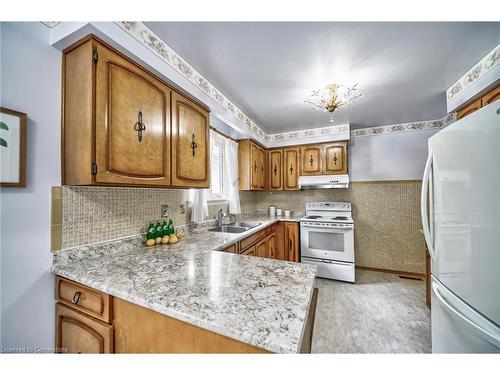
[207,132,228,201]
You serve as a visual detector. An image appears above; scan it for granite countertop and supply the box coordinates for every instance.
[52,216,317,354]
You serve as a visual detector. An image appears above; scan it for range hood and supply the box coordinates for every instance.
[298,174,349,189]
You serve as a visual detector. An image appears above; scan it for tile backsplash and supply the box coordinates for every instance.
[52,186,256,250]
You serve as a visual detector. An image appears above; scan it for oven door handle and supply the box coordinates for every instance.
[301,224,353,230]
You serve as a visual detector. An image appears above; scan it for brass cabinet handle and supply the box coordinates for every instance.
[133,110,146,142]
[254,161,257,172]
[273,164,277,176]
[333,151,338,165]
[289,238,292,252]
[261,164,264,174]
[289,164,293,175]
[310,155,314,167]
[190,134,198,156]
[72,291,82,304]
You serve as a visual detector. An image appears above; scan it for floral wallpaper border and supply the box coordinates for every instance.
[266,124,350,144]
[447,44,500,101]
[350,113,456,138]
[116,21,267,143]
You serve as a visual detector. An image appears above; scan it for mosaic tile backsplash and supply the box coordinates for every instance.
[53,186,256,250]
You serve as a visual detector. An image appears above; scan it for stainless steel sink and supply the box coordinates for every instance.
[229,221,261,229]
[208,225,249,233]
[208,221,261,233]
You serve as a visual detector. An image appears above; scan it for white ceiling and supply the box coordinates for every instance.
[146,22,499,132]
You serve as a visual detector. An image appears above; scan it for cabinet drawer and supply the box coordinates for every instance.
[239,229,267,253]
[55,276,112,323]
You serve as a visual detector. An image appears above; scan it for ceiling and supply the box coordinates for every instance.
[146,22,500,132]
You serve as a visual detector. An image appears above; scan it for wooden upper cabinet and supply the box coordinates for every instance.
[94,43,171,186]
[238,139,266,191]
[323,141,347,175]
[457,98,482,120]
[268,149,283,190]
[171,91,210,188]
[481,85,500,107]
[62,35,210,188]
[283,147,300,190]
[300,145,322,175]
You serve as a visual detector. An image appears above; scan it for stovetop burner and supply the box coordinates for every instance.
[333,216,348,220]
[305,215,322,219]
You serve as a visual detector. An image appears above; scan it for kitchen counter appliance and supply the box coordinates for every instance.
[300,202,355,282]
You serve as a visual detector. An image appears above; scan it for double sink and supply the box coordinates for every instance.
[208,221,262,233]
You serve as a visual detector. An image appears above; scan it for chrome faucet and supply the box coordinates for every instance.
[216,209,226,227]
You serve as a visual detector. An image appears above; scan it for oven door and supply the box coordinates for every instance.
[300,223,354,263]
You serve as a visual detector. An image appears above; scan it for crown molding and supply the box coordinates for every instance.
[350,113,456,138]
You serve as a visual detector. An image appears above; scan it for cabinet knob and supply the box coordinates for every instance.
[310,155,314,167]
[254,161,257,172]
[273,164,277,176]
[289,164,293,175]
[72,291,82,304]
[133,110,146,142]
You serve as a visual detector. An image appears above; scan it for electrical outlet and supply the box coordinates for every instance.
[179,203,185,214]
[160,205,169,218]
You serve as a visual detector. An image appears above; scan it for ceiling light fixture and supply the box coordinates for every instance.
[305,83,363,122]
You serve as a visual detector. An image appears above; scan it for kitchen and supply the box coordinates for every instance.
[0,3,499,372]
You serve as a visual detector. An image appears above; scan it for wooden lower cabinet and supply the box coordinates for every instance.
[255,237,268,257]
[241,245,256,256]
[284,222,299,262]
[56,303,113,354]
[113,298,267,353]
[267,232,276,259]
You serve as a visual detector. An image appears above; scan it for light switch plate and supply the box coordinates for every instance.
[160,205,169,218]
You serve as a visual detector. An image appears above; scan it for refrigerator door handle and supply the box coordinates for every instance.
[432,281,500,348]
[421,150,437,262]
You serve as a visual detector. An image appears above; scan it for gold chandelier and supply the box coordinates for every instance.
[305,83,363,122]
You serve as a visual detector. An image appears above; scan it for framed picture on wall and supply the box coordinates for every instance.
[1,107,27,187]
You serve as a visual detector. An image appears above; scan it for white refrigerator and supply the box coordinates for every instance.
[421,100,500,353]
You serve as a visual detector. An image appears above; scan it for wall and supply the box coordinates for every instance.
[0,23,61,350]
[52,186,256,250]
[349,129,439,181]
[255,181,426,274]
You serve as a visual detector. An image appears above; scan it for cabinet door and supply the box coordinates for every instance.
[267,233,276,259]
[457,99,482,120]
[241,245,256,256]
[268,149,283,190]
[284,222,299,262]
[323,142,347,174]
[171,91,210,187]
[274,221,285,260]
[300,145,322,175]
[481,85,500,107]
[250,143,260,189]
[56,303,113,354]
[283,148,300,190]
[258,147,266,190]
[255,237,268,258]
[95,43,171,186]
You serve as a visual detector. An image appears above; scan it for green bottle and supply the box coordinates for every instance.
[155,221,163,239]
[146,222,156,240]
[167,219,175,235]
[162,220,169,236]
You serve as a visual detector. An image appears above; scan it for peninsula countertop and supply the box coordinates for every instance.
[51,216,317,354]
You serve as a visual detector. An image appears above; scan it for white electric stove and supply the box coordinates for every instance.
[300,202,355,282]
